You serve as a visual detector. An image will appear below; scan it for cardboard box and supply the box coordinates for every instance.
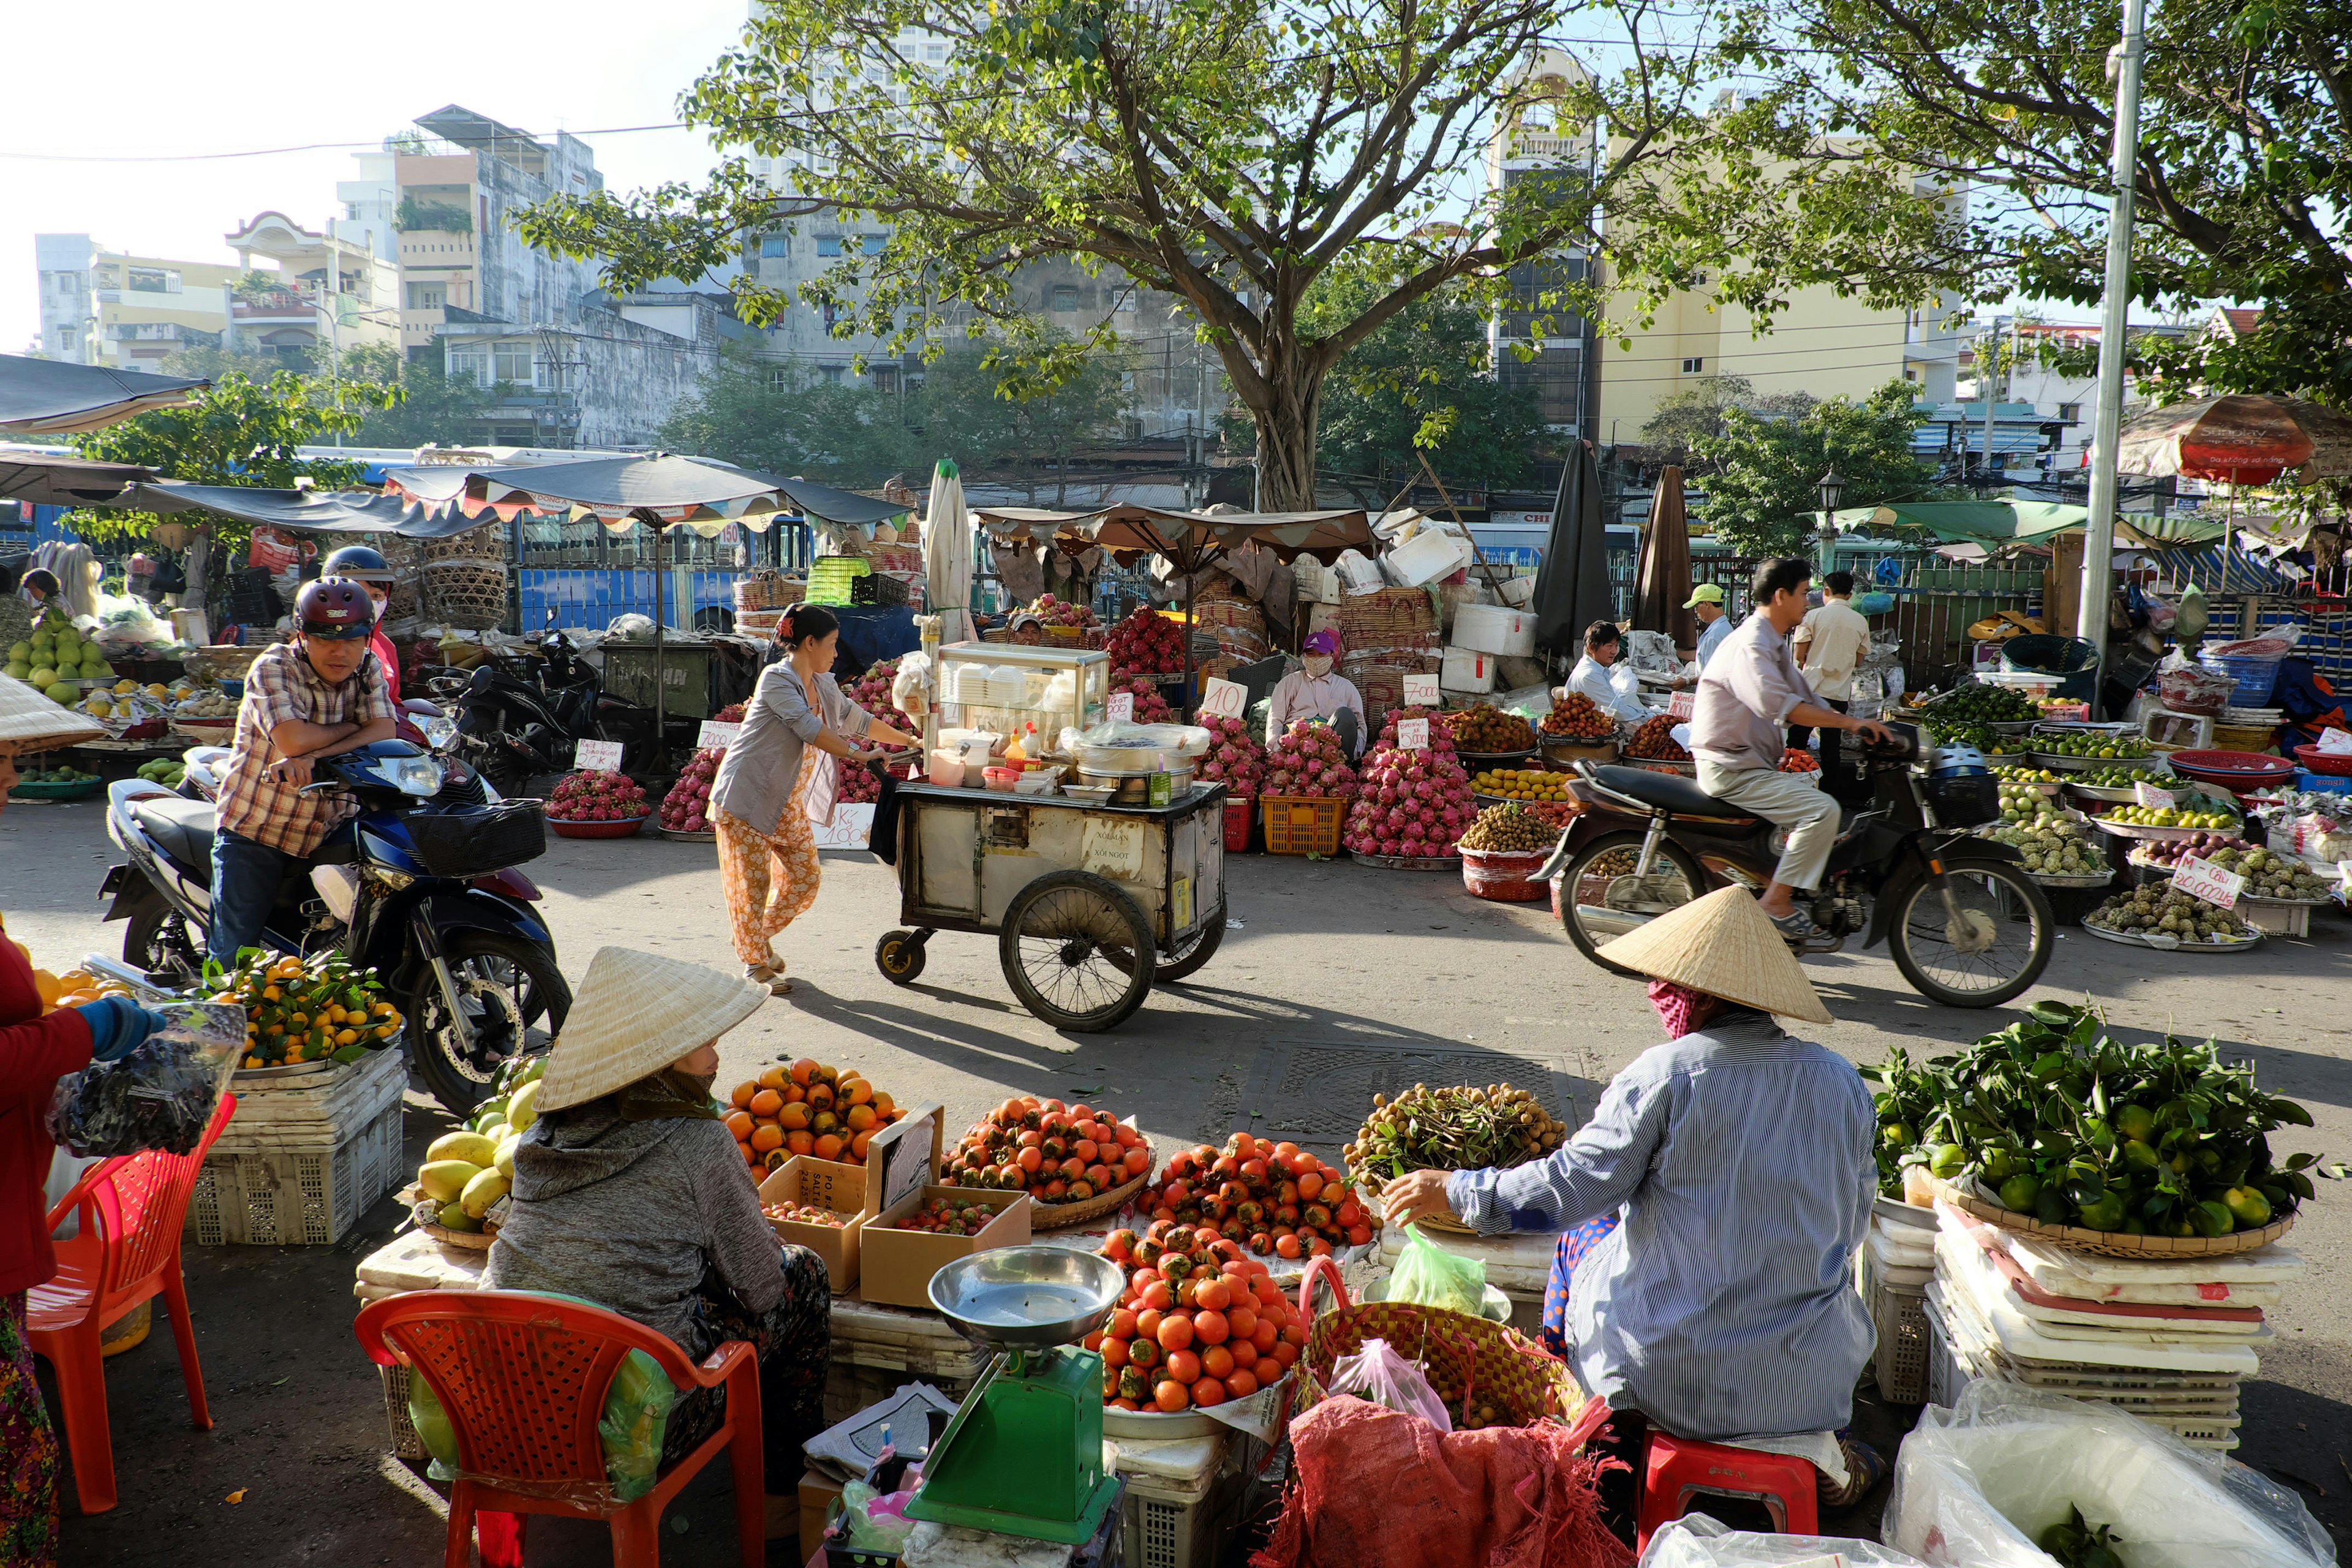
[799,1468,844,1553]
[1441,645,1498,693]
[1452,603,1537,658]
[851,1105,1034,1309]
[759,1156,870,1293]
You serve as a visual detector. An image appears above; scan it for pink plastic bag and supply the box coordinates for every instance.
[1327,1337,1452,1431]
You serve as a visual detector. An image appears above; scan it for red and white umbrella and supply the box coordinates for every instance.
[2117,394,2352,485]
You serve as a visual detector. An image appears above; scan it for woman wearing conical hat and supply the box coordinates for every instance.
[1382,886,1885,1531]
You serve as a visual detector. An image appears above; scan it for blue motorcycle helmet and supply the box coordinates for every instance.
[321,543,396,586]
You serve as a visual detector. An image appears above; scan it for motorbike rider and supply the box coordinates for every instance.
[206,578,396,963]
[321,544,404,704]
[1691,557,1891,941]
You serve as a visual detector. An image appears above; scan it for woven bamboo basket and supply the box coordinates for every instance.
[1929,1175,2295,1259]
[1294,1257,1583,1427]
[421,523,510,564]
[423,560,509,633]
[1026,1164,1153,1231]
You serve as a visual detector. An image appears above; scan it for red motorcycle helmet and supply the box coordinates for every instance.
[296,576,377,640]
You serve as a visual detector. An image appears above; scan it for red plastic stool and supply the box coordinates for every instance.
[1636,1431,1820,1547]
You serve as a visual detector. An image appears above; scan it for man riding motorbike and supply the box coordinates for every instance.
[1691,557,1891,941]
[206,578,396,963]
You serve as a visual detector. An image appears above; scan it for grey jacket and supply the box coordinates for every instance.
[483,1105,785,1354]
[709,662,873,836]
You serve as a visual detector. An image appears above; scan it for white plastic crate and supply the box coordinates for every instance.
[1864,1248,1932,1404]
[1926,1299,1973,1410]
[1114,1435,1240,1568]
[216,1045,407,1152]
[188,1096,404,1246]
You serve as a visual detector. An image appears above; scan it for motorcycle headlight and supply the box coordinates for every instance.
[420,716,457,748]
[369,755,445,797]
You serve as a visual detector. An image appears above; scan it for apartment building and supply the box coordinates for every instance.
[221,211,402,368]
[33,235,239,369]
[1485,48,1602,442]
[1956,315,2202,475]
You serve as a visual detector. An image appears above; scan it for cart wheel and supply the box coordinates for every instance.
[1154,911,1227,983]
[875,929,927,986]
[998,870,1156,1032]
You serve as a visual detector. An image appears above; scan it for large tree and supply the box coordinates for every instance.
[1687,379,1943,555]
[1637,373,1817,473]
[655,348,907,480]
[516,0,1964,510]
[1733,0,2352,405]
[905,341,1132,505]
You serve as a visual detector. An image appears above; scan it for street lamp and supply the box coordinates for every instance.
[1815,467,1849,570]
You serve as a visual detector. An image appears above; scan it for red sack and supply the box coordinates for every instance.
[1253,1395,1633,1568]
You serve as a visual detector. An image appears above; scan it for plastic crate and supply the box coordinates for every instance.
[1121,1463,1238,1568]
[2293,769,2352,794]
[380,1362,424,1460]
[1864,1250,1932,1404]
[1223,795,1254,853]
[1261,795,1345,856]
[2198,652,2282,709]
[1924,1300,1972,1411]
[187,1097,404,1246]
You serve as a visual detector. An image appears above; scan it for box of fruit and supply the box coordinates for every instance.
[858,1105,1035,1308]
[760,1155,870,1291]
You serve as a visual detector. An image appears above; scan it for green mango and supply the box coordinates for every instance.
[1997,1172,2041,1212]
[2190,1200,2234,1238]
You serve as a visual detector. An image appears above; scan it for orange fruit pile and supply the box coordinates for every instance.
[941,1095,1152,1206]
[1142,1133,1370,1257]
[1089,1223,1305,1412]
[725,1059,903,1174]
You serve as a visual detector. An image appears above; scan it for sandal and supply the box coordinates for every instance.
[1818,1430,1888,1508]
[743,963,793,997]
[1766,906,1823,941]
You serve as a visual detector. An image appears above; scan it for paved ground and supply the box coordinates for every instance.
[8,790,2351,1564]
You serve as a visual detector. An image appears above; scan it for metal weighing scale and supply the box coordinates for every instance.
[908,1246,1128,1544]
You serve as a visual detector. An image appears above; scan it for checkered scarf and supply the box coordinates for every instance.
[1647,979,1713,1039]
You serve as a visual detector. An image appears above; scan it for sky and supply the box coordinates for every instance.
[1,0,750,352]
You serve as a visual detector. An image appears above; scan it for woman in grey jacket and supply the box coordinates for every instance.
[708,605,919,993]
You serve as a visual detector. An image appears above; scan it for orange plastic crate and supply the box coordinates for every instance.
[1261,794,1345,856]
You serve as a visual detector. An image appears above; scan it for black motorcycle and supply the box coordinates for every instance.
[1540,723,2054,1008]
[439,612,666,793]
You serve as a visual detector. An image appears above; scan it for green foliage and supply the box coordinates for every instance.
[1687,380,1941,556]
[905,340,1131,505]
[655,349,908,481]
[1638,374,1817,473]
[347,355,505,451]
[394,197,473,234]
[1729,0,2352,407]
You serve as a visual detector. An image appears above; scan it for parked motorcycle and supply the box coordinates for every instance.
[437,612,674,791]
[1540,724,2053,1007]
[102,739,568,1113]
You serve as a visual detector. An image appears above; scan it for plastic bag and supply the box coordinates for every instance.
[1328,1337,1452,1431]
[839,1480,919,1553]
[45,1001,243,1157]
[1384,1224,1487,1317]
[1883,1382,2332,1568]
[1641,1515,1928,1568]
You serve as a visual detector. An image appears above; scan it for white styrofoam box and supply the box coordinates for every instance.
[1452,603,1537,657]
[1384,527,1474,588]
[1441,645,1497,693]
[1496,575,1537,608]
[1335,549,1385,595]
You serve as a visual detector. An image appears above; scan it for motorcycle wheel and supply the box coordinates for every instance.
[1555,832,1707,977]
[1887,857,2052,1008]
[405,930,571,1115]
[123,897,206,982]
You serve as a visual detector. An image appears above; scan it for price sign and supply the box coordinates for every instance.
[1667,690,1695,720]
[1106,691,1135,723]
[2171,854,2245,909]
[696,720,743,752]
[572,739,625,772]
[1402,673,1441,707]
[2133,780,2185,809]
[1198,677,1248,720]
[2318,728,2352,756]
[1396,717,1430,750]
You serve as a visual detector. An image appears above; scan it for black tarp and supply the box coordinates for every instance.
[119,483,496,538]
[0,353,207,435]
[1531,441,1611,654]
[0,450,159,506]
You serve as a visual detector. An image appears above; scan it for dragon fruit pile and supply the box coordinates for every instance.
[656,701,745,833]
[1106,605,1185,676]
[1109,676,1175,725]
[1027,592,1096,629]
[548,769,649,823]
[1344,708,1476,859]
[1194,714,1265,798]
[839,663,917,804]
[1263,718,1357,800]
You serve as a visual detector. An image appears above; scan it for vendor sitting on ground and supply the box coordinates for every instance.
[1264,629,1368,758]
[1382,886,1882,1530]
[484,947,830,1547]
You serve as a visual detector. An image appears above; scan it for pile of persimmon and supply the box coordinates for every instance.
[1087,1221,1307,1411]
[1140,1133,1374,1259]
[725,1059,905,1173]
[940,1094,1152,1207]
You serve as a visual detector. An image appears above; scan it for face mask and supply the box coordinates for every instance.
[1302,655,1333,679]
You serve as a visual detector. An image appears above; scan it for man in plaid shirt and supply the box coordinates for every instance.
[208,579,396,962]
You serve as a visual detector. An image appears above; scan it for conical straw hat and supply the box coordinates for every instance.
[535,948,769,1113]
[0,672,104,755]
[1597,886,1834,1025]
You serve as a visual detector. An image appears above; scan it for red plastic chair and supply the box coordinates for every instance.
[1636,1430,1820,1546]
[28,1091,238,1515]
[353,1289,765,1568]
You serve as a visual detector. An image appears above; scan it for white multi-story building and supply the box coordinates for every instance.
[34,235,240,370]
[1485,48,1602,441]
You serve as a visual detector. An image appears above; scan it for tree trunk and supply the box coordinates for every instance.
[1246,370,1324,513]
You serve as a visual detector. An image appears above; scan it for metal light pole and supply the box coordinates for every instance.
[2075,0,2149,692]
[1816,468,1848,573]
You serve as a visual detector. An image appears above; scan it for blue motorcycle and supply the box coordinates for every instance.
[102,739,568,1114]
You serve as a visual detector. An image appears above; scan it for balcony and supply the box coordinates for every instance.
[232,289,318,322]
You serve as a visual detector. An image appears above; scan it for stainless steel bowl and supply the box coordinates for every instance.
[927,1246,1128,1351]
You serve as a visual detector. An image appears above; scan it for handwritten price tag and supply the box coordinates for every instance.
[1402,673,1441,707]
[696,720,743,752]
[1396,717,1430,750]
[572,739,625,772]
[1106,691,1135,723]
[1667,690,1695,720]
[1198,677,1248,720]
[2171,854,2244,909]
[2133,780,2185,809]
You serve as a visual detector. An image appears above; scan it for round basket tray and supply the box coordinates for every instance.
[1352,1178,1477,1235]
[1539,738,1618,764]
[1455,748,1537,770]
[2080,921,2261,952]
[9,776,105,801]
[1101,1370,1295,1439]
[1023,1162,1152,1231]
[2239,890,2338,909]
[402,1184,499,1250]
[2293,743,2352,777]
[1620,756,1697,775]
[548,815,649,839]
[1355,851,1464,871]
[1929,1175,2293,1260]
[656,827,719,843]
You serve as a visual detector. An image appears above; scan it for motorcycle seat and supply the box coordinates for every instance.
[132,795,217,873]
[1588,764,1757,821]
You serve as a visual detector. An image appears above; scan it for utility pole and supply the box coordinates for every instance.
[2076,0,2148,689]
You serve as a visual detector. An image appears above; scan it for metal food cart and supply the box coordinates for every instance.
[871,637,1227,1030]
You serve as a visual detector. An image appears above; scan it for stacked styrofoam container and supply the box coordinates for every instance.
[1447,604,1537,696]
[1925,1200,2302,1450]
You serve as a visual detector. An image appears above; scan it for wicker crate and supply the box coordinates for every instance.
[422,559,508,633]
[188,1097,404,1246]
[1261,795,1346,856]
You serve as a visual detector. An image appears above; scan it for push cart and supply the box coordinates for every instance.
[874,778,1229,1031]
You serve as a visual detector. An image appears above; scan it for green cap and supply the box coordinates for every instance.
[1683,584,1726,608]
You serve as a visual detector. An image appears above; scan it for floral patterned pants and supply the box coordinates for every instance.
[663,1245,832,1493]
[2,1291,61,1567]
[714,750,824,970]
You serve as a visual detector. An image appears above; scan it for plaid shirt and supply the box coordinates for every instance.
[216,641,392,855]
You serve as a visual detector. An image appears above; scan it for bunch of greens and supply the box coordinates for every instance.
[2040,1507,2125,1568]
[1865,1000,2316,1237]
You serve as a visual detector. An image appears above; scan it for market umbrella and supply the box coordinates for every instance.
[1530,442,1610,656]
[2117,394,2352,485]
[0,353,208,436]
[1635,465,1696,650]
[107,481,498,539]
[0,449,160,507]
[924,458,974,646]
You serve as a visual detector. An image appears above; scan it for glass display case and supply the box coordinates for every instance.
[934,643,1112,753]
